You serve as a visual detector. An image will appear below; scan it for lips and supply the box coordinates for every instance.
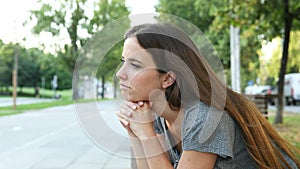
[119,83,130,90]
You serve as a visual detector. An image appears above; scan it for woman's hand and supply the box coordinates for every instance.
[117,101,156,139]
[116,101,138,138]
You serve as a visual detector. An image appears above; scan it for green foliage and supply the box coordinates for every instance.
[0,42,73,91]
[0,43,14,88]
[288,31,300,73]
[29,0,130,99]
[156,0,261,88]
[156,0,215,32]
[266,31,300,84]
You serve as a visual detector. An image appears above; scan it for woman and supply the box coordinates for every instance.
[115,23,300,169]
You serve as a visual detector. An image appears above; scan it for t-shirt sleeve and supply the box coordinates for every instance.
[182,101,235,159]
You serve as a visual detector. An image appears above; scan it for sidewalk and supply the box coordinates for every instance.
[0,97,54,107]
[0,101,131,169]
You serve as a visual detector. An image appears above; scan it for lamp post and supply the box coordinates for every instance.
[229,0,241,93]
[12,46,18,110]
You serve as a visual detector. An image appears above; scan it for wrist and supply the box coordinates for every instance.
[137,125,156,139]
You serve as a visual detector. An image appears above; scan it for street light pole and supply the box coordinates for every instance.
[12,46,18,110]
[230,25,241,93]
[229,0,241,93]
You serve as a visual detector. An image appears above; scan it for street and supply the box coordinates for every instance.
[268,104,300,113]
[0,99,298,169]
[0,100,131,169]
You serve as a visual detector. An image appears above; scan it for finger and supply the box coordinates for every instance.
[116,111,130,122]
[115,112,129,126]
[120,104,135,117]
[137,101,144,106]
[124,101,139,110]
[119,118,129,127]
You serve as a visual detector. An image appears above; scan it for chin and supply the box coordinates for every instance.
[121,93,148,102]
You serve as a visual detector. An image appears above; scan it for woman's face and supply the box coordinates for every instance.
[116,37,163,102]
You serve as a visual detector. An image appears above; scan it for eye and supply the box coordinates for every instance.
[120,58,125,64]
[130,62,141,69]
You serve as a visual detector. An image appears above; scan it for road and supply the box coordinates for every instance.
[0,100,131,169]
[268,104,300,113]
[0,99,298,169]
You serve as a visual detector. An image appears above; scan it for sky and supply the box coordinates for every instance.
[0,0,158,52]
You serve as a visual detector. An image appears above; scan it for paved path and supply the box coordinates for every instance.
[0,100,131,169]
[0,97,54,107]
[268,104,300,114]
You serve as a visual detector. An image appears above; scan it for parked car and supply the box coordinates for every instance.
[244,85,272,95]
[284,73,300,105]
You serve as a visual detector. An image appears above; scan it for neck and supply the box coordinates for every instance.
[161,106,182,125]
[162,105,184,143]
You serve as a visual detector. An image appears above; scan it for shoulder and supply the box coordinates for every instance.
[183,101,234,135]
[182,101,236,158]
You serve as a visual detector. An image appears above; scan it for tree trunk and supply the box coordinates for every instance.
[69,1,80,100]
[72,70,79,100]
[101,76,105,99]
[274,0,293,124]
[113,76,118,99]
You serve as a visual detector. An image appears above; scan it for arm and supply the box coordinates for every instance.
[129,136,150,169]
[138,132,217,169]
[119,101,218,168]
[118,101,174,169]
[177,150,217,169]
[116,116,150,169]
[138,130,174,169]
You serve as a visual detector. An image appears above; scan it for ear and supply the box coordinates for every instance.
[161,71,176,89]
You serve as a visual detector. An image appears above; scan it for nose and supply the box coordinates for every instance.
[116,65,127,80]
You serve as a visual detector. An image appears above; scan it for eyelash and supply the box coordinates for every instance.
[120,58,125,63]
[120,58,141,69]
[131,63,141,68]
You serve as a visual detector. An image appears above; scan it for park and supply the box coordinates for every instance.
[0,0,299,168]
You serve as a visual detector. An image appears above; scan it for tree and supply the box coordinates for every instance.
[0,43,46,94]
[88,0,129,99]
[227,0,300,124]
[0,42,14,91]
[30,0,88,99]
[156,0,261,90]
[29,0,129,99]
[157,0,300,124]
[265,31,300,85]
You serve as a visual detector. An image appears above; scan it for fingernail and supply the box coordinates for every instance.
[121,119,129,126]
[132,105,137,110]
[138,101,143,106]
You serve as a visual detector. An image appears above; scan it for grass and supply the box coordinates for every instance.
[0,99,73,116]
[268,112,300,161]
[0,87,97,116]
[1,86,72,99]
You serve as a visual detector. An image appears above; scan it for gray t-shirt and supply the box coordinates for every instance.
[154,101,298,169]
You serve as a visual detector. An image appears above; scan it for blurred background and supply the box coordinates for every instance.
[0,0,299,168]
[0,0,299,100]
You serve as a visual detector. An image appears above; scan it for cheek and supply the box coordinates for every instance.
[130,72,162,98]
[131,72,160,88]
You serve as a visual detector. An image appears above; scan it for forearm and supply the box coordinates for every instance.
[129,136,150,169]
[140,135,174,169]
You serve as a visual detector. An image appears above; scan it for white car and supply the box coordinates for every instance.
[284,73,300,105]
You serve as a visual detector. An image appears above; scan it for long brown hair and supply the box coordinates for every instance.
[125,23,300,169]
